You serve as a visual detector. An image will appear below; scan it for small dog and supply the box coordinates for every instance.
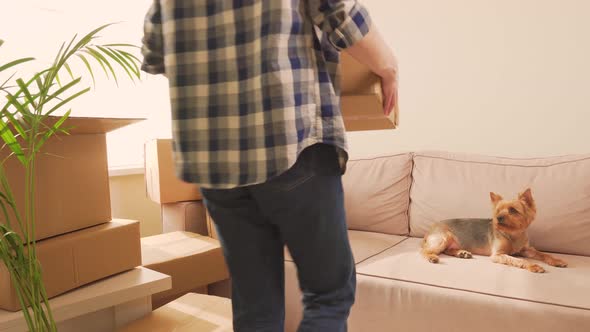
[421,188,567,273]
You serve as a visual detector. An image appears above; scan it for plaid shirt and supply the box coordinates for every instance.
[142,0,372,189]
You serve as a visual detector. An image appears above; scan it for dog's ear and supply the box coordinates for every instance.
[519,188,535,207]
[490,192,503,206]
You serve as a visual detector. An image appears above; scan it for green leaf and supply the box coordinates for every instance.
[76,54,95,86]
[103,43,139,48]
[55,71,62,88]
[86,47,118,85]
[49,42,66,74]
[43,41,67,94]
[63,63,75,80]
[1,105,27,140]
[45,87,90,116]
[82,49,110,80]
[16,79,39,109]
[0,120,25,165]
[0,189,16,228]
[0,72,16,91]
[96,46,134,81]
[0,175,21,232]
[113,49,140,79]
[5,92,32,118]
[70,24,114,57]
[0,58,35,74]
[1,70,50,114]
[43,77,81,105]
[61,34,78,63]
[118,50,142,64]
[35,111,70,153]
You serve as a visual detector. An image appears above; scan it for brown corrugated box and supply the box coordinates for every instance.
[161,201,208,235]
[1,116,140,241]
[145,139,202,204]
[141,231,229,309]
[205,211,219,240]
[0,219,142,311]
[118,293,232,332]
[340,52,399,131]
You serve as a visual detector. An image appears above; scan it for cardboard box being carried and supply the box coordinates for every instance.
[118,293,232,332]
[340,52,399,131]
[1,116,140,241]
[0,219,142,311]
[141,231,229,309]
[145,139,202,204]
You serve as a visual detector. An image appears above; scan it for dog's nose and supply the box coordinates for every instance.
[497,216,505,224]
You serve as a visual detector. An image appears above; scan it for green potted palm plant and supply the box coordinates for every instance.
[0,24,141,331]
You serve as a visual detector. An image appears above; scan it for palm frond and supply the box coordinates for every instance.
[76,54,95,86]
[96,46,136,81]
[0,58,35,74]
[85,47,118,85]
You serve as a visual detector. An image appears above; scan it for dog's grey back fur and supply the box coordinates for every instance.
[442,218,493,250]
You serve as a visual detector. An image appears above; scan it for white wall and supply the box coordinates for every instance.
[348,0,590,159]
[6,1,589,229]
[109,174,162,237]
[0,0,172,169]
[5,1,587,164]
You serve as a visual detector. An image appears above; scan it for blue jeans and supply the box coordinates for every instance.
[201,144,356,332]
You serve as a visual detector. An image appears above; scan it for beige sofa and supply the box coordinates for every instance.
[159,150,590,331]
[284,150,590,332]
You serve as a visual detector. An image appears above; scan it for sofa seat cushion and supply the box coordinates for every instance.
[343,153,413,235]
[348,272,590,332]
[357,237,590,311]
[284,230,406,264]
[410,151,590,256]
[284,230,406,331]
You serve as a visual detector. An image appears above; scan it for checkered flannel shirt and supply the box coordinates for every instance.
[142,0,372,189]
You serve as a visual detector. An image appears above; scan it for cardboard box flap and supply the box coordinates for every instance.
[118,293,233,332]
[141,231,229,307]
[141,231,221,266]
[44,116,144,135]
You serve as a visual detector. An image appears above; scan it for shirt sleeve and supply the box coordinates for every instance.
[141,0,165,75]
[307,0,372,50]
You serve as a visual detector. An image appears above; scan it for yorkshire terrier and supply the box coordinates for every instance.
[421,189,567,273]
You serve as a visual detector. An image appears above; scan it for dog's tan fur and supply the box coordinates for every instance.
[421,189,567,273]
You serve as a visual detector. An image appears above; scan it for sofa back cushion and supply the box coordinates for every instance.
[342,153,413,235]
[410,151,590,256]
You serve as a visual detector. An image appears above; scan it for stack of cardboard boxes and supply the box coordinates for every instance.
[0,117,143,312]
[142,140,230,305]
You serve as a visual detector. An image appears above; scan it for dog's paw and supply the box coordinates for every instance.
[427,256,439,264]
[527,264,546,273]
[549,259,568,268]
[457,250,472,259]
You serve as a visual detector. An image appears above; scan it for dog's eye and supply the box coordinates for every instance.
[509,207,518,214]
